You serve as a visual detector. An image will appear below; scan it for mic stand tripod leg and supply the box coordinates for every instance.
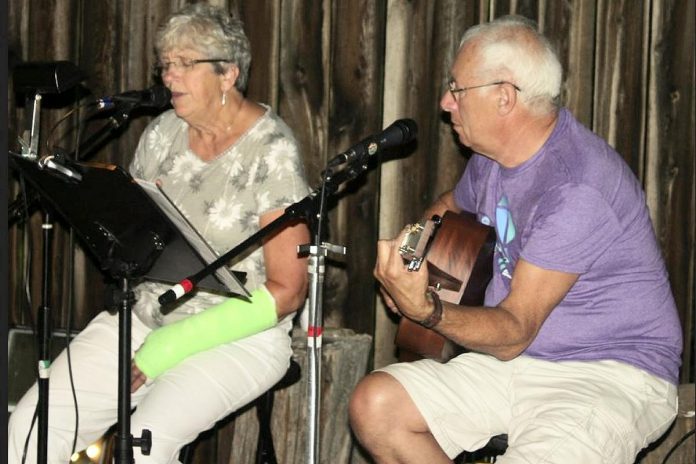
[114,277,151,463]
[299,242,345,464]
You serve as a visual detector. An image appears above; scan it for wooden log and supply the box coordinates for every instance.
[227,328,372,464]
[637,383,695,464]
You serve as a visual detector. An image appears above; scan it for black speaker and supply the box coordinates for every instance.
[7,327,78,412]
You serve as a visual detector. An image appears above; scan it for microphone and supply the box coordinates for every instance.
[96,85,171,110]
[327,118,417,167]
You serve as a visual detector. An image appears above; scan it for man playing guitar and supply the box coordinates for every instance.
[349,15,682,464]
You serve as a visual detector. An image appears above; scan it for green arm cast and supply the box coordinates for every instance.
[134,286,277,379]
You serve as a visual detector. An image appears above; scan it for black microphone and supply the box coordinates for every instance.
[327,118,418,167]
[96,85,171,110]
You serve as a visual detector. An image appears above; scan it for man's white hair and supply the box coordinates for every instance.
[460,15,562,115]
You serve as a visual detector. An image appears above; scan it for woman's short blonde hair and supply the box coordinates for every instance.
[156,4,251,92]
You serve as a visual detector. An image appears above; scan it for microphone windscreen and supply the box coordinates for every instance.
[150,85,172,108]
[395,118,417,143]
[381,118,418,148]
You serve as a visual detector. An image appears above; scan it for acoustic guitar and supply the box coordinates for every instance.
[395,211,495,362]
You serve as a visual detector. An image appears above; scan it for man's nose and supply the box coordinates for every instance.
[440,90,455,112]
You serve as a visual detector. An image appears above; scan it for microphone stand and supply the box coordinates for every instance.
[8,102,138,226]
[10,154,165,464]
[159,158,381,464]
[114,277,152,464]
[17,92,53,464]
[9,99,149,463]
[36,211,53,464]
[14,91,64,464]
[71,103,137,161]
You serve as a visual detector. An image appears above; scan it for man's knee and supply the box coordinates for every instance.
[349,372,402,432]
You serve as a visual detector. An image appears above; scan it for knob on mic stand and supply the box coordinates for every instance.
[38,151,83,182]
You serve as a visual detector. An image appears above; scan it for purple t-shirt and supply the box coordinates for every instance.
[453,108,682,384]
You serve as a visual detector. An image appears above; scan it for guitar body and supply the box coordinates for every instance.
[395,211,495,362]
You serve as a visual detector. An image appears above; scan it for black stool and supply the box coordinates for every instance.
[457,434,508,463]
[179,359,302,464]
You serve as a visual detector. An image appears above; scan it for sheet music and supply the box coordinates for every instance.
[135,179,249,296]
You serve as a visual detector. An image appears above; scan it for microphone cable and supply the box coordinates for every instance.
[20,409,38,464]
[65,227,80,458]
[16,162,35,464]
[65,90,84,457]
[661,428,695,464]
[67,91,85,453]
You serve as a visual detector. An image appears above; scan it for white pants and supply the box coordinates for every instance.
[8,310,293,463]
[379,352,678,463]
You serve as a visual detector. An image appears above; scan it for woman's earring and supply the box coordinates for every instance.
[221,92,227,106]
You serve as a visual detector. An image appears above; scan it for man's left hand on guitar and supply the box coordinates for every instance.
[374,230,433,323]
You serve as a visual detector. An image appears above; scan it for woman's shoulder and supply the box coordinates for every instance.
[134,109,185,163]
[246,104,298,145]
[143,109,184,136]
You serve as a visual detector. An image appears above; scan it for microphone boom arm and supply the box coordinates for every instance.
[158,156,370,305]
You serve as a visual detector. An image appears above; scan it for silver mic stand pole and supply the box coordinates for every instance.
[299,240,345,464]
[296,164,357,464]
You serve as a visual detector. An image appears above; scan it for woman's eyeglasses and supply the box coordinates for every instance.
[155,58,232,75]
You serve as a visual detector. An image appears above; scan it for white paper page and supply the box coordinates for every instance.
[135,179,248,296]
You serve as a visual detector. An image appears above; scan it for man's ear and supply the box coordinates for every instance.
[497,83,517,116]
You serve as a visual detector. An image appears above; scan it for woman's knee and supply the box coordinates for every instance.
[9,396,70,464]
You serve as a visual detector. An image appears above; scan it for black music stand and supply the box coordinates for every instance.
[10,154,248,463]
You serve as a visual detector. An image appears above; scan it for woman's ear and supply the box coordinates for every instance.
[221,64,240,93]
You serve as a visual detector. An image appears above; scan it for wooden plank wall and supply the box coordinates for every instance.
[7,0,694,392]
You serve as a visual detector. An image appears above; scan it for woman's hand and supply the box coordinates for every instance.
[131,360,148,393]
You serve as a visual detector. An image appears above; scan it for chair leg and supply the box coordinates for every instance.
[255,359,302,464]
[179,441,194,464]
[255,389,277,464]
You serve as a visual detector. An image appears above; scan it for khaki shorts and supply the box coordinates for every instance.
[377,353,677,463]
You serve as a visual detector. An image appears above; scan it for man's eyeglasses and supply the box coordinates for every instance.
[447,79,521,100]
[155,58,232,75]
